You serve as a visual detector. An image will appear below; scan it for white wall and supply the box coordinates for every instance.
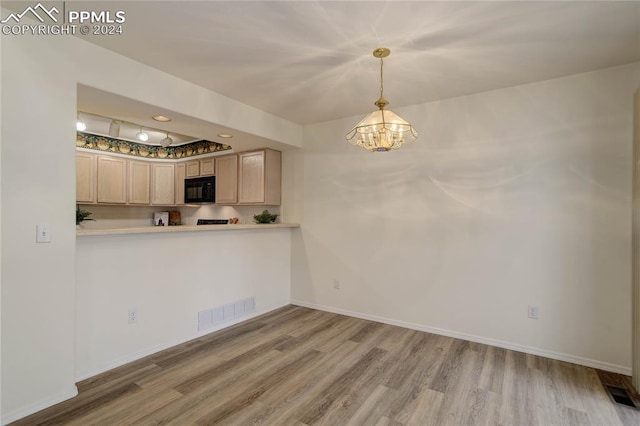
[632,90,640,390]
[1,32,79,423]
[292,63,640,373]
[1,20,300,423]
[0,15,4,422]
[76,228,291,379]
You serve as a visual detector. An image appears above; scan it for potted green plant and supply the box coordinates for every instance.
[76,205,95,227]
[253,210,278,224]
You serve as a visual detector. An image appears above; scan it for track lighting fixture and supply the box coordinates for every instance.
[76,113,87,132]
[108,120,121,138]
[160,132,173,147]
[136,128,149,142]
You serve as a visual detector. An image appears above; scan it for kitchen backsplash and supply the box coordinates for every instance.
[77,204,282,229]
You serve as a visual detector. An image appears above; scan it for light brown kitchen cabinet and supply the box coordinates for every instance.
[151,163,175,205]
[175,163,186,206]
[97,155,127,204]
[78,148,280,207]
[186,158,214,177]
[128,161,151,205]
[76,152,96,203]
[238,149,281,205]
[199,157,215,176]
[215,154,238,204]
[186,160,200,178]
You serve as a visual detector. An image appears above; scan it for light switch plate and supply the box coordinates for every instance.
[36,224,51,243]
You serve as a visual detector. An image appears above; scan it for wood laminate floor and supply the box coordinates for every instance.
[13,305,640,425]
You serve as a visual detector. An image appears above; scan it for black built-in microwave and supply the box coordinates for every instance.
[184,176,215,203]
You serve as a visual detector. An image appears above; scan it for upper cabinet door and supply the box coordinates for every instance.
[97,156,127,204]
[215,154,238,204]
[175,163,186,206]
[263,149,281,205]
[76,152,96,203]
[128,161,151,205]
[186,160,200,178]
[200,158,215,176]
[238,149,281,205]
[238,151,266,204]
[151,163,175,205]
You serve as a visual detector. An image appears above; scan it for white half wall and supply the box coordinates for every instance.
[76,228,291,380]
[292,63,640,373]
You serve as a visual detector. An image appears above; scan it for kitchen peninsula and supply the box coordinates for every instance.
[76,217,297,381]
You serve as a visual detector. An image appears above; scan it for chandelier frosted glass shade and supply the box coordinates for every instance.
[346,108,418,152]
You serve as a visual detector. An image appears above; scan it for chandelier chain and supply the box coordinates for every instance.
[379,57,384,100]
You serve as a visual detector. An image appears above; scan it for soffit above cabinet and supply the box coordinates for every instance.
[77,85,296,153]
[78,111,202,146]
[76,133,231,160]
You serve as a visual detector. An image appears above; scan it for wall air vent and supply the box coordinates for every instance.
[197,296,255,332]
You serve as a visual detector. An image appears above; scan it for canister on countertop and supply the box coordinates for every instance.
[169,211,181,226]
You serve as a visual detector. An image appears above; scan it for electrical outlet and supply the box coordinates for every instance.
[527,305,539,319]
[128,309,137,324]
[333,279,340,290]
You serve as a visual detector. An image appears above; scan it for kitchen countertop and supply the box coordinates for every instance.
[76,223,299,236]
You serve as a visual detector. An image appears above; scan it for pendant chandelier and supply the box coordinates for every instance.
[346,47,418,152]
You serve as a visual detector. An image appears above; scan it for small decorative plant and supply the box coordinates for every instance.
[76,205,95,225]
[253,210,278,224]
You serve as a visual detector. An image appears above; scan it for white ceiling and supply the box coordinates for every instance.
[76,1,640,125]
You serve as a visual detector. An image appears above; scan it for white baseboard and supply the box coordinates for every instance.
[1,386,78,426]
[75,302,289,382]
[291,299,631,376]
